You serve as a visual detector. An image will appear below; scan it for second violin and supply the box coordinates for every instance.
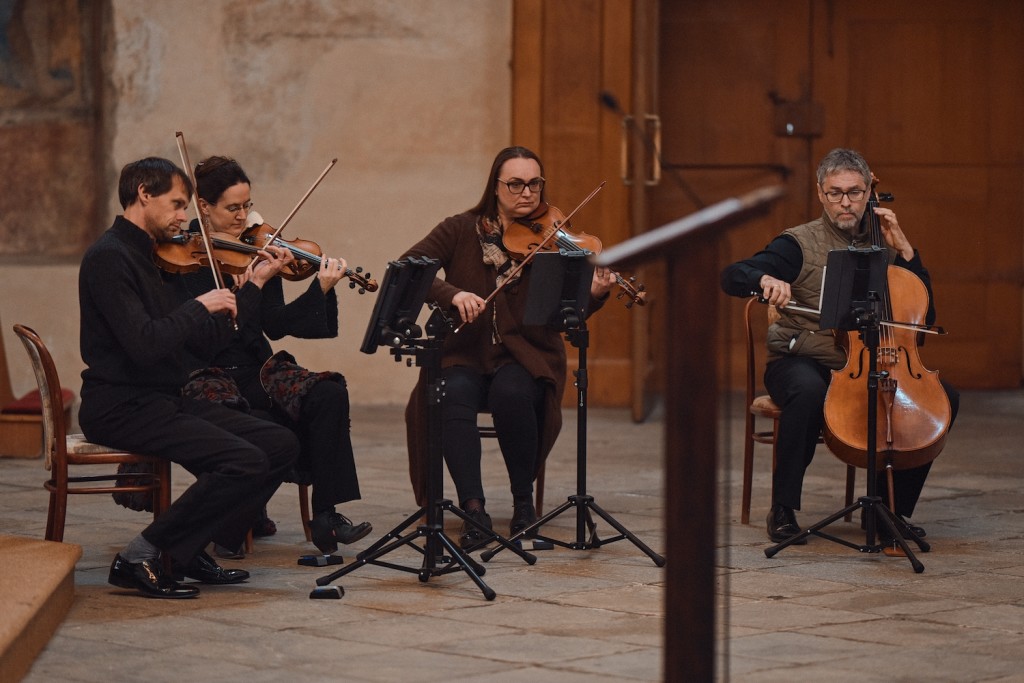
[241,221,377,293]
[504,202,646,308]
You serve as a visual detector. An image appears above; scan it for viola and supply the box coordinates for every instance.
[821,177,951,474]
[505,202,646,308]
[241,223,377,293]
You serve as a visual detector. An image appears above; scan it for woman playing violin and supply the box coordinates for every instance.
[402,146,616,548]
[164,155,371,557]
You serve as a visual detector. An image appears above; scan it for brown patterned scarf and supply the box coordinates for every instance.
[476,216,520,344]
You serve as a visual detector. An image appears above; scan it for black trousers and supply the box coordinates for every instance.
[242,374,361,515]
[80,394,298,565]
[440,364,544,508]
[764,355,960,518]
[291,378,361,513]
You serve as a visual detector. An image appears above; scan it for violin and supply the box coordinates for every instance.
[505,202,646,308]
[154,225,378,294]
[238,222,377,293]
[154,231,252,275]
[821,177,951,474]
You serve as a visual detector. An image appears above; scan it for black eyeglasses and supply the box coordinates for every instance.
[497,177,545,194]
[821,188,866,203]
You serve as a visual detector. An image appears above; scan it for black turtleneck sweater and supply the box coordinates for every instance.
[77,216,234,421]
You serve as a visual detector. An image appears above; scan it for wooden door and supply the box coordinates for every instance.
[512,0,646,409]
[655,0,1024,391]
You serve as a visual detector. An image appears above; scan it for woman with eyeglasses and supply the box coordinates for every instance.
[164,156,372,558]
[401,146,617,549]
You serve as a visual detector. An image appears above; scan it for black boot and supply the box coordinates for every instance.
[309,510,372,554]
[766,504,807,544]
[510,502,537,537]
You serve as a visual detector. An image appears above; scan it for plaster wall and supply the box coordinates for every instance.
[1,1,511,413]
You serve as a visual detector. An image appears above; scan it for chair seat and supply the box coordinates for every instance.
[66,434,125,455]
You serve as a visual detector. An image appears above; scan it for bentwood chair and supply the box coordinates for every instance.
[12,324,172,542]
[740,297,855,524]
[0,314,74,457]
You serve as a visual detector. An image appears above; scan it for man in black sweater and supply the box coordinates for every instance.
[78,157,299,598]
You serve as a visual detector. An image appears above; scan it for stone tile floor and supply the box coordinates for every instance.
[1,391,1022,682]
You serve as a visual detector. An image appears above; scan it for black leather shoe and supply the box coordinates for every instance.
[766,504,807,544]
[509,503,537,537]
[108,554,199,599]
[459,508,494,550]
[310,511,373,554]
[177,550,249,584]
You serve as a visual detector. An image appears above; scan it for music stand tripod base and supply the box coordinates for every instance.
[314,280,536,600]
[482,253,664,568]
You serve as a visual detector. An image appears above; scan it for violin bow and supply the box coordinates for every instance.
[454,181,606,334]
[260,158,338,244]
[175,131,238,329]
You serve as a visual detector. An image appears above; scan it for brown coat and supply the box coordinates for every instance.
[402,211,604,505]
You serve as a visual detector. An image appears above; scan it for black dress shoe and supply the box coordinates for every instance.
[310,511,373,554]
[177,550,250,584]
[509,503,537,537]
[459,508,494,550]
[766,504,807,544]
[108,554,199,599]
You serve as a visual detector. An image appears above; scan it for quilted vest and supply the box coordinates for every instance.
[765,215,880,369]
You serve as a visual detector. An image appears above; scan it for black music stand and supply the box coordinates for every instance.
[312,257,535,601]
[482,251,665,566]
[764,246,928,573]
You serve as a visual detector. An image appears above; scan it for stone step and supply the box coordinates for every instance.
[0,535,81,682]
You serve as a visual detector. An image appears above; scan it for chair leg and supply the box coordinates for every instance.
[45,492,59,542]
[244,529,254,555]
[535,461,545,517]
[741,414,756,525]
[843,465,856,522]
[299,484,311,542]
[49,485,68,542]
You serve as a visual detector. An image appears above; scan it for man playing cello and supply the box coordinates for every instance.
[720,148,959,545]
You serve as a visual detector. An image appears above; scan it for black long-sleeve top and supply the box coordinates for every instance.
[78,216,235,420]
[166,268,338,375]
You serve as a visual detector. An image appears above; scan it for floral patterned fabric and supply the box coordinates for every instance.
[259,350,340,423]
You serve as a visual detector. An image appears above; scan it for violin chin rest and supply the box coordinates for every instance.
[246,210,265,228]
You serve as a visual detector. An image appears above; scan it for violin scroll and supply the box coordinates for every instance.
[614,272,646,308]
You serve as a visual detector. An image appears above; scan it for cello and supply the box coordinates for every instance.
[822,178,951,479]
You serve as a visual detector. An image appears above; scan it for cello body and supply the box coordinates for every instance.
[822,264,951,471]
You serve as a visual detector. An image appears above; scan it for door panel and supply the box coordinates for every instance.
[656,0,1023,391]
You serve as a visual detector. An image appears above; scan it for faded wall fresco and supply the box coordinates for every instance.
[0,1,511,406]
[0,0,100,259]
